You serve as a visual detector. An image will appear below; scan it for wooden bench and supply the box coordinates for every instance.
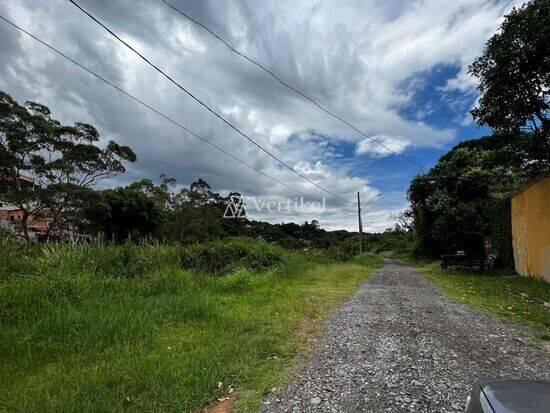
[440,254,488,271]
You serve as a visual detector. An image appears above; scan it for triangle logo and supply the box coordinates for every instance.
[224,195,247,218]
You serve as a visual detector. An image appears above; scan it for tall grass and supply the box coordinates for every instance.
[40,241,181,278]
[0,236,383,412]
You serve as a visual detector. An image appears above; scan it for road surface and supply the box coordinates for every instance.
[262,259,550,412]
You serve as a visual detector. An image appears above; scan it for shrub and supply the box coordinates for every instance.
[179,237,285,275]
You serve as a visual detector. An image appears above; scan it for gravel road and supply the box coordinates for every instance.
[262,259,550,412]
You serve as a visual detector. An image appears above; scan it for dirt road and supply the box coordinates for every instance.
[262,259,550,412]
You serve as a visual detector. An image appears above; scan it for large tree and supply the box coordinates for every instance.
[163,178,228,242]
[128,174,177,211]
[0,91,136,241]
[83,186,164,242]
[469,0,550,162]
[408,132,546,260]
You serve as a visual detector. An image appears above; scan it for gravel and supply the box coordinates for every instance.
[262,259,550,412]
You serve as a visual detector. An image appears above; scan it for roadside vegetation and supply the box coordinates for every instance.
[1,1,548,411]
[396,0,550,342]
[408,0,549,262]
[0,237,383,412]
[397,256,550,341]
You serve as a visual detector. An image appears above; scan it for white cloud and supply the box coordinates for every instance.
[269,124,292,145]
[0,0,519,231]
[356,136,410,157]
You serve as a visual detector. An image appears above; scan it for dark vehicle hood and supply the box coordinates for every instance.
[481,380,550,413]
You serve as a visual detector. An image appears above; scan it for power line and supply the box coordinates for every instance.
[0,14,323,204]
[160,0,426,171]
[360,193,381,211]
[67,0,353,204]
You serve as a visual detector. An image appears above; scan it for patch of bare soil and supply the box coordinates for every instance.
[202,395,234,413]
[297,316,319,344]
[201,315,322,413]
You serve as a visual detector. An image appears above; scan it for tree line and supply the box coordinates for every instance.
[408,0,549,263]
[0,92,356,247]
[3,0,547,259]
[81,174,353,248]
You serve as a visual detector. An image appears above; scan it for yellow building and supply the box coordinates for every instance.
[511,174,550,281]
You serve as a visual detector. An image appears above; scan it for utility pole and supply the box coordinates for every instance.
[357,191,364,254]
[357,193,381,255]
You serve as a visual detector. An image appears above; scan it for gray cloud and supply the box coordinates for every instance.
[0,0,518,230]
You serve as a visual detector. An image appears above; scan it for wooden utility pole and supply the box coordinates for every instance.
[357,191,364,254]
[357,193,381,255]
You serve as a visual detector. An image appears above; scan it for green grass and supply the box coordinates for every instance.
[0,238,383,412]
[414,260,550,340]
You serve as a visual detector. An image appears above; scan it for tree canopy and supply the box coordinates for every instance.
[0,91,136,241]
[469,0,550,161]
[408,132,547,259]
[83,186,164,242]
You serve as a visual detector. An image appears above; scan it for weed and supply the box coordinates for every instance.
[0,238,383,412]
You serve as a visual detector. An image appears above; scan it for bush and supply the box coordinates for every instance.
[1,237,285,280]
[179,237,285,275]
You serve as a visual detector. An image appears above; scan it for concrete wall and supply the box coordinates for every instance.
[511,176,550,281]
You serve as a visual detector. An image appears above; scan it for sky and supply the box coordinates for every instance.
[0,0,524,232]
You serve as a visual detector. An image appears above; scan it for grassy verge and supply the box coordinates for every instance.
[401,255,550,340]
[0,238,382,412]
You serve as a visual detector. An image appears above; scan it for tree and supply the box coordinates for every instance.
[128,173,177,210]
[408,132,546,259]
[0,91,136,241]
[83,187,164,242]
[392,209,415,241]
[469,0,550,162]
[178,178,222,207]
[155,178,227,242]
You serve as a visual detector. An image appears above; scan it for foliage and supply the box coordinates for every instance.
[421,262,550,340]
[365,226,414,255]
[488,198,514,267]
[469,0,550,160]
[83,187,165,242]
[130,176,245,243]
[127,173,177,210]
[89,175,360,249]
[408,132,547,259]
[0,91,135,241]
[179,237,285,275]
[0,237,383,412]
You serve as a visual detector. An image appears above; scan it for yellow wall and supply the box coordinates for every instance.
[511,176,550,281]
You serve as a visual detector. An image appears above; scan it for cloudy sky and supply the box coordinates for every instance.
[0,0,524,231]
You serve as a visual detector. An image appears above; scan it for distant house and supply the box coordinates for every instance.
[0,175,54,241]
[510,173,550,281]
[0,201,51,240]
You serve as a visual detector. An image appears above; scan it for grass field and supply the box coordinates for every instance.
[0,238,382,412]
[418,261,550,340]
